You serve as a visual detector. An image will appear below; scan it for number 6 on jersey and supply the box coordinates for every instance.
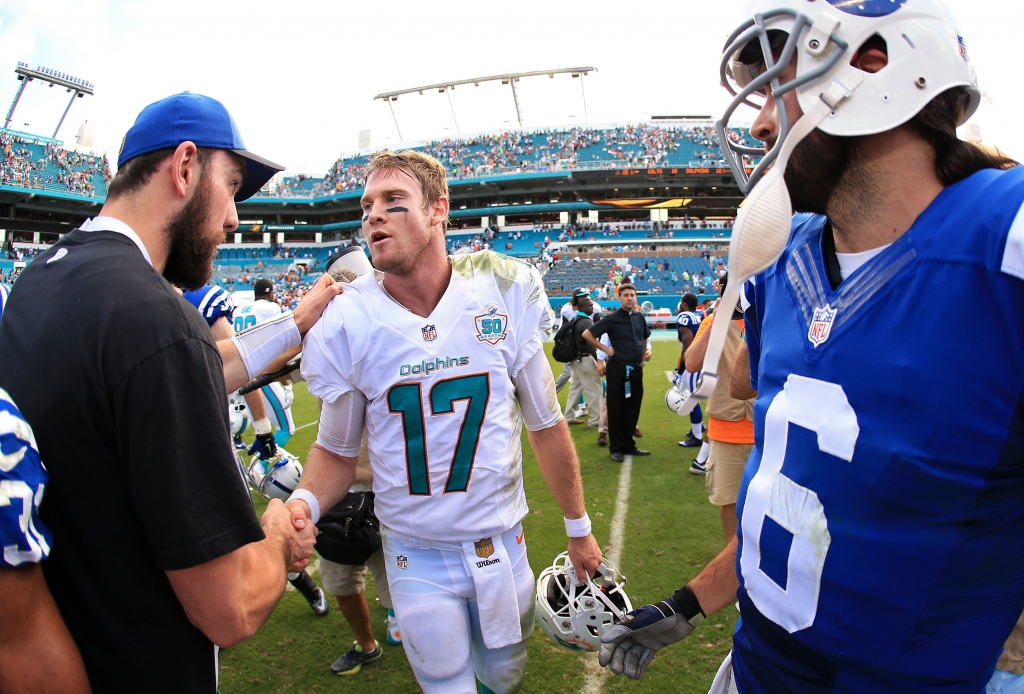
[740,375,859,633]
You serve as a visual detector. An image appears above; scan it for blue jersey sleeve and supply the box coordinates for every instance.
[183,286,234,328]
[0,389,52,566]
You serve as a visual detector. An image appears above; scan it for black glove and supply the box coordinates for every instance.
[248,432,277,460]
[598,585,705,680]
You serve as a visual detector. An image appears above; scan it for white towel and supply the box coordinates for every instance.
[461,529,522,649]
[708,651,739,694]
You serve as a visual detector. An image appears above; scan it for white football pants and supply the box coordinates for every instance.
[381,523,535,694]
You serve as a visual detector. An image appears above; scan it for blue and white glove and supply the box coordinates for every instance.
[671,370,686,389]
[599,585,705,680]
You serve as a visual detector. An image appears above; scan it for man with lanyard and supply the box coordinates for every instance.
[582,280,651,462]
[563,288,603,429]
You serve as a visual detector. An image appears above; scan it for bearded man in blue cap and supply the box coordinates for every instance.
[0,93,342,693]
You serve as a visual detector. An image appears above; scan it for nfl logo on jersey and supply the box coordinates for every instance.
[474,538,494,559]
[421,324,437,342]
[396,554,409,570]
[808,304,838,347]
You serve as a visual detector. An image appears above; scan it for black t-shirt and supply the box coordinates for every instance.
[0,230,264,694]
[587,307,651,366]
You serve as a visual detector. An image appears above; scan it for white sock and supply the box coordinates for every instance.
[696,442,710,464]
[691,423,703,439]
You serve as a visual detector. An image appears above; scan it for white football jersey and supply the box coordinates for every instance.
[234,298,281,332]
[302,251,553,542]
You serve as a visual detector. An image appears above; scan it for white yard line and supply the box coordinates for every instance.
[580,453,633,694]
[294,419,319,432]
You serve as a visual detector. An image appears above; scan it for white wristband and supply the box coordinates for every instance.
[287,489,321,525]
[564,513,592,538]
[253,418,272,436]
[230,312,301,381]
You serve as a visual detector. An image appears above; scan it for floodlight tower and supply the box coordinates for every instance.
[5,62,95,138]
[374,67,596,140]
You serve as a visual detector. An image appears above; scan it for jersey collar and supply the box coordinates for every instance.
[79,216,153,267]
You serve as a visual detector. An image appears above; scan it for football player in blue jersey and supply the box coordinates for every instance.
[599,1,1024,693]
[0,388,91,693]
[673,293,711,473]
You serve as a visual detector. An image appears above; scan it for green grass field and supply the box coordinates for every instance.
[219,342,737,693]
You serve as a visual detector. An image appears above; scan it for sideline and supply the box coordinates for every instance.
[579,453,633,694]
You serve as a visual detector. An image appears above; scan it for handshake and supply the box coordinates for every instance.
[261,499,317,572]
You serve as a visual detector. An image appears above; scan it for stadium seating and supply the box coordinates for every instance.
[253,123,759,198]
[542,259,618,295]
[0,129,110,198]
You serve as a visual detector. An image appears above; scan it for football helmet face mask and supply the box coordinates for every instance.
[536,552,633,652]
[679,0,983,420]
[247,448,303,501]
[717,0,980,195]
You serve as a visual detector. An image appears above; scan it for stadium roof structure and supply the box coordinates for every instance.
[374,67,596,138]
[4,62,95,139]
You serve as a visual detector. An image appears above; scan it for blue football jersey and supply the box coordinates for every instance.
[0,387,53,566]
[676,310,702,344]
[183,285,233,328]
[735,167,1024,694]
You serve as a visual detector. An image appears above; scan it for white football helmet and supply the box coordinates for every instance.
[718,0,980,195]
[535,552,633,652]
[665,385,697,417]
[247,448,303,501]
[229,396,250,436]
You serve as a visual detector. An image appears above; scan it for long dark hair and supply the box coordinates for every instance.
[911,88,1017,185]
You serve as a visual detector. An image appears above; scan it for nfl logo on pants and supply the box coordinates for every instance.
[808,304,837,347]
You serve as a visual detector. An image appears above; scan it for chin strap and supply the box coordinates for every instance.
[677,72,863,414]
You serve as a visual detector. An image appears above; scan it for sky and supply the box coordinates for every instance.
[1,0,1021,177]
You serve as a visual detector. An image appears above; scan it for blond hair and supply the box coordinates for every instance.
[364,150,450,229]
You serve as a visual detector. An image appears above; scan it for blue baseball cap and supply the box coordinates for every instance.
[117,92,284,201]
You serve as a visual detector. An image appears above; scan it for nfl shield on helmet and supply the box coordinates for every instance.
[535,552,632,652]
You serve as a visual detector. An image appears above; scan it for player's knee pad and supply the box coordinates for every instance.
[476,642,527,694]
[400,601,471,681]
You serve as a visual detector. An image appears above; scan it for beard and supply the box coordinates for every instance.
[162,176,220,290]
[783,128,855,215]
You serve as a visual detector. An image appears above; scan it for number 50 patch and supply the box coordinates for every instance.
[474,305,509,345]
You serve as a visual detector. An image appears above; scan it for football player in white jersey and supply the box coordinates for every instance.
[236,279,297,447]
[289,150,602,694]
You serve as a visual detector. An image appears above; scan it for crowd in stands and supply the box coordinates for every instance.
[0,130,111,197]
[256,123,759,199]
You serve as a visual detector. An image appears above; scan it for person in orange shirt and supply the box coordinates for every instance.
[684,273,755,542]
